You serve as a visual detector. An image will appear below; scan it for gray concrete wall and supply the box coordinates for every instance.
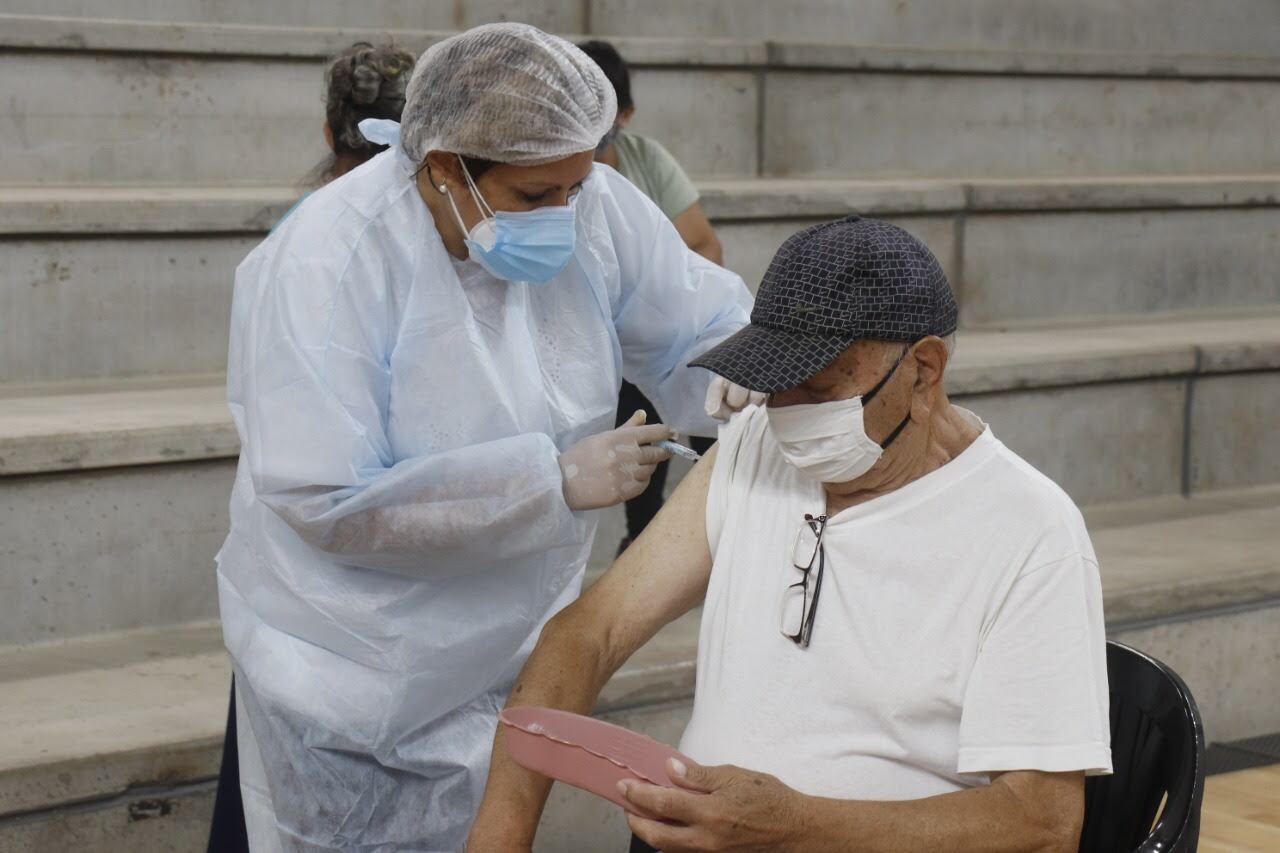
[0,52,328,186]
[763,71,1280,179]
[9,0,1278,57]
[592,0,1280,57]
[0,460,231,646]
[958,379,1188,506]
[1189,373,1280,493]
[1,236,250,385]
[6,43,1280,186]
[627,69,759,179]
[960,208,1280,327]
[0,0,582,31]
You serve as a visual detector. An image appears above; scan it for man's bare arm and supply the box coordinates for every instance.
[805,770,1084,852]
[467,445,720,850]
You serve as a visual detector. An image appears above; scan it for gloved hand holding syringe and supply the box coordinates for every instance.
[557,412,703,511]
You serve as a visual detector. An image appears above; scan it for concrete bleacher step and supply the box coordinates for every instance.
[5,175,1279,385]
[592,0,1280,57]
[5,0,1278,59]
[0,607,701,851]
[1,488,1276,850]
[3,14,1279,185]
[3,310,1278,649]
[0,0,580,31]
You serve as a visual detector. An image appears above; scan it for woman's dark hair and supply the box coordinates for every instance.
[309,42,416,183]
[576,39,634,112]
[459,156,497,180]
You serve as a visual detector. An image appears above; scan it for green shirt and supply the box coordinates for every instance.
[612,131,700,221]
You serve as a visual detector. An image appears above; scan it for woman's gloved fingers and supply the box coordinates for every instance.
[618,423,677,447]
[705,376,764,422]
[704,376,730,421]
[636,444,673,466]
[725,380,750,410]
[622,467,659,498]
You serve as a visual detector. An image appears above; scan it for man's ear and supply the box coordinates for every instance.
[911,336,949,394]
[323,121,335,152]
[617,106,637,128]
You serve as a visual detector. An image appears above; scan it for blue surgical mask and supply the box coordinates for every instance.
[445,156,577,283]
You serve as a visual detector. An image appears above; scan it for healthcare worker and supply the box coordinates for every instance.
[216,23,755,852]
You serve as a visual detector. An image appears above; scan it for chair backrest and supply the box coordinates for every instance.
[1078,641,1205,853]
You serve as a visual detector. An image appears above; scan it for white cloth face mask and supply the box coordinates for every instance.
[766,348,911,484]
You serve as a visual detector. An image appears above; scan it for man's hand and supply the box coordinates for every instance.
[619,757,806,853]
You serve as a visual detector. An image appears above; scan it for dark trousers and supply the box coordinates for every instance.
[630,834,660,852]
[616,382,715,541]
[207,679,249,853]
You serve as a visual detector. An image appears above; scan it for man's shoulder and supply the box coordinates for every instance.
[979,434,1094,558]
[707,403,808,507]
[715,404,772,466]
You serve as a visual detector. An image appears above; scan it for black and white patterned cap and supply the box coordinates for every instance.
[692,216,958,393]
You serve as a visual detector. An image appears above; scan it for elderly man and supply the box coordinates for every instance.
[467,217,1112,853]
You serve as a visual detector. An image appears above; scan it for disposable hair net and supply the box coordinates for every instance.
[400,23,617,166]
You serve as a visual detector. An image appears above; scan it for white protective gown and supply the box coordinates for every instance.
[216,149,752,851]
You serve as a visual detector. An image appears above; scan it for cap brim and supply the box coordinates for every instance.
[689,324,852,394]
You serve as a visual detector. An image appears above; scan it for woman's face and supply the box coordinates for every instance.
[475,151,596,212]
[425,149,596,235]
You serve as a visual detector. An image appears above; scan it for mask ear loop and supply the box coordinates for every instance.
[862,344,911,404]
[434,156,495,248]
[458,155,495,220]
[868,344,914,450]
[442,182,472,241]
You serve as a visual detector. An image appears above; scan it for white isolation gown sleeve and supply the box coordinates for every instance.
[597,171,753,437]
[229,239,582,579]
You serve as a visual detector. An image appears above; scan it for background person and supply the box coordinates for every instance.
[217,24,753,852]
[578,39,726,553]
[314,42,418,183]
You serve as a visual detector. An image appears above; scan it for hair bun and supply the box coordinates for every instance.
[351,63,382,106]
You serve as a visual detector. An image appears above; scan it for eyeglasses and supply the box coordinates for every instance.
[779,513,827,648]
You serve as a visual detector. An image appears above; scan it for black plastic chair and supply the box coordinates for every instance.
[1079,641,1205,852]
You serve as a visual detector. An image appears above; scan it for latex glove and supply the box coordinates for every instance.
[704,375,767,422]
[559,411,675,510]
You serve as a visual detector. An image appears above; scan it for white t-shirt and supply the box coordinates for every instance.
[679,405,1112,800]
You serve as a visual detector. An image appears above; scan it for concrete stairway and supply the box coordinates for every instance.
[1,4,1278,850]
